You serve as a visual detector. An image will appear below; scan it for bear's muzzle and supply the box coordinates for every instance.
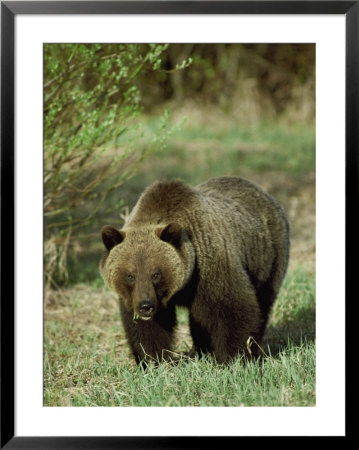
[137,299,155,321]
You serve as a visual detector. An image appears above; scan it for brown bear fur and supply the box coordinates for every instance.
[100,176,290,365]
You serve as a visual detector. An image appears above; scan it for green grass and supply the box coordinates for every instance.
[44,344,315,407]
[44,268,315,407]
[134,118,315,187]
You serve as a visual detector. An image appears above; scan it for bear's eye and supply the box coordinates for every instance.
[127,274,135,283]
[151,272,161,282]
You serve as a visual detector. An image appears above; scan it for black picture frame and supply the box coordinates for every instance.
[1,1,354,447]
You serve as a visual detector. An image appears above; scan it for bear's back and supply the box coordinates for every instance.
[126,176,288,240]
[197,176,274,208]
[196,176,288,234]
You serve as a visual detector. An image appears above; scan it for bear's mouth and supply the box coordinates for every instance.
[138,308,154,321]
[133,310,154,322]
[139,315,152,321]
[135,301,155,321]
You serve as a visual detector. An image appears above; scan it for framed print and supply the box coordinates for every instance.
[1,1,355,447]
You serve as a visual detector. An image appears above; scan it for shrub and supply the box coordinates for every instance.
[44,43,189,285]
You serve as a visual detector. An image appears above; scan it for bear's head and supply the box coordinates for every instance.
[100,222,195,321]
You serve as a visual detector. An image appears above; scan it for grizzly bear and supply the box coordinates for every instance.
[100,176,289,365]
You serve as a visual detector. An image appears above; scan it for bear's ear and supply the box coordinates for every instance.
[156,222,183,248]
[101,226,125,251]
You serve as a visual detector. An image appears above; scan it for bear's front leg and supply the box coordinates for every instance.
[119,300,177,366]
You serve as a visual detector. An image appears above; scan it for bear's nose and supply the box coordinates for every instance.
[138,300,155,316]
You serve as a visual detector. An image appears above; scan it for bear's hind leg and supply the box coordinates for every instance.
[255,255,288,341]
[256,281,276,341]
[256,222,290,339]
[119,301,177,366]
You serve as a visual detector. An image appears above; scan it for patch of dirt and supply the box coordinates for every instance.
[45,285,134,365]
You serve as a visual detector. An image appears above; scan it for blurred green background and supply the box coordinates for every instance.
[44,43,315,287]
